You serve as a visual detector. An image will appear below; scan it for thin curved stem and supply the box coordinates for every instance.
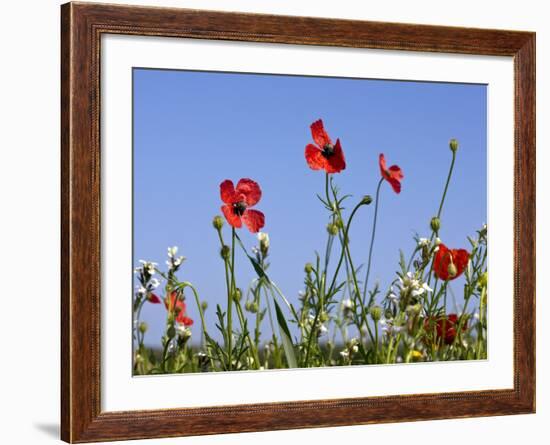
[363,178,384,303]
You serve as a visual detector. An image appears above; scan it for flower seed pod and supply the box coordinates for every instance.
[201,301,208,312]
[327,223,339,236]
[449,138,459,153]
[138,321,148,334]
[304,263,314,274]
[167,325,176,339]
[232,288,242,302]
[369,305,382,322]
[361,195,373,205]
[430,216,441,232]
[220,245,231,260]
[212,215,224,230]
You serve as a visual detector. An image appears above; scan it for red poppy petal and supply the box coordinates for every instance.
[451,249,470,279]
[324,138,346,173]
[433,244,450,280]
[220,180,236,204]
[310,119,332,148]
[305,144,327,170]
[388,177,402,194]
[389,164,404,180]
[379,153,388,179]
[236,178,262,206]
[148,293,161,304]
[221,204,242,228]
[181,316,194,327]
[242,209,265,233]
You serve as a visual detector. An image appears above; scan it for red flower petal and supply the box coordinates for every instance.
[389,164,404,180]
[379,153,388,177]
[148,293,161,304]
[379,154,403,194]
[236,178,262,206]
[220,180,237,204]
[242,209,265,233]
[324,138,346,173]
[221,204,242,228]
[433,244,470,281]
[387,177,402,194]
[305,144,327,171]
[310,119,332,148]
[179,316,194,327]
[424,313,467,345]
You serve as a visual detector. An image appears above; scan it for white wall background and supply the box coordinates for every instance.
[0,1,545,444]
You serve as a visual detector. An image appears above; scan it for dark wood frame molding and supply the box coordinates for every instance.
[61,2,536,442]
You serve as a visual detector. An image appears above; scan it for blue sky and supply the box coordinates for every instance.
[133,68,487,346]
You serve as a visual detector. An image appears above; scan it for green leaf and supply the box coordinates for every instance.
[272,298,298,368]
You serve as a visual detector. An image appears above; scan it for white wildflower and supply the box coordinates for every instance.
[167,246,178,258]
[257,232,270,247]
[340,350,349,359]
[417,237,430,247]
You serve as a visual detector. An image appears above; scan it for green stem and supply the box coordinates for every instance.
[436,151,456,222]
[363,178,384,303]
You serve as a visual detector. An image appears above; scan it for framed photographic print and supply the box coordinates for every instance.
[61,2,535,442]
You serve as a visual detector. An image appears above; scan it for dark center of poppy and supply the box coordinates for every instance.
[233,201,247,216]
[322,143,334,158]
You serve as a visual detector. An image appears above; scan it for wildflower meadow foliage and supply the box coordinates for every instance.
[133,120,487,374]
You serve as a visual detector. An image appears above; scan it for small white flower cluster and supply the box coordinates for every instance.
[176,323,192,340]
[417,237,430,247]
[340,338,359,360]
[135,260,157,276]
[341,298,355,320]
[135,277,160,297]
[380,316,404,336]
[398,272,433,298]
[306,314,328,337]
[166,246,185,268]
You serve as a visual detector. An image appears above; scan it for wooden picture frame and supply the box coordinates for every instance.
[61,2,535,442]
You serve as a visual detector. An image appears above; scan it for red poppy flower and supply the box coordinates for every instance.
[433,243,470,281]
[379,153,404,194]
[165,291,193,326]
[424,314,467,345]
[220,178,265,233]
[147,293,161,304]
[305,119,346,174]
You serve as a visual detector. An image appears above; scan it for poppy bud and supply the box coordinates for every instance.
[245,301,259,313]
[477,272,488,289]
[167,325,176,339]
[258,232,270,256]
[449,138,459,153]
[369,306,382,322]
[232,288,242,302]
[220,245,230,260]
[201,301,208,312]
[361,195,373,205]
[212,215,224,230]
[447,262,457,278]
[430,217,441,232]
[327,223,339,236]
[138,321,148,334]
[319,311,329,323]
[304,263,314,274]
